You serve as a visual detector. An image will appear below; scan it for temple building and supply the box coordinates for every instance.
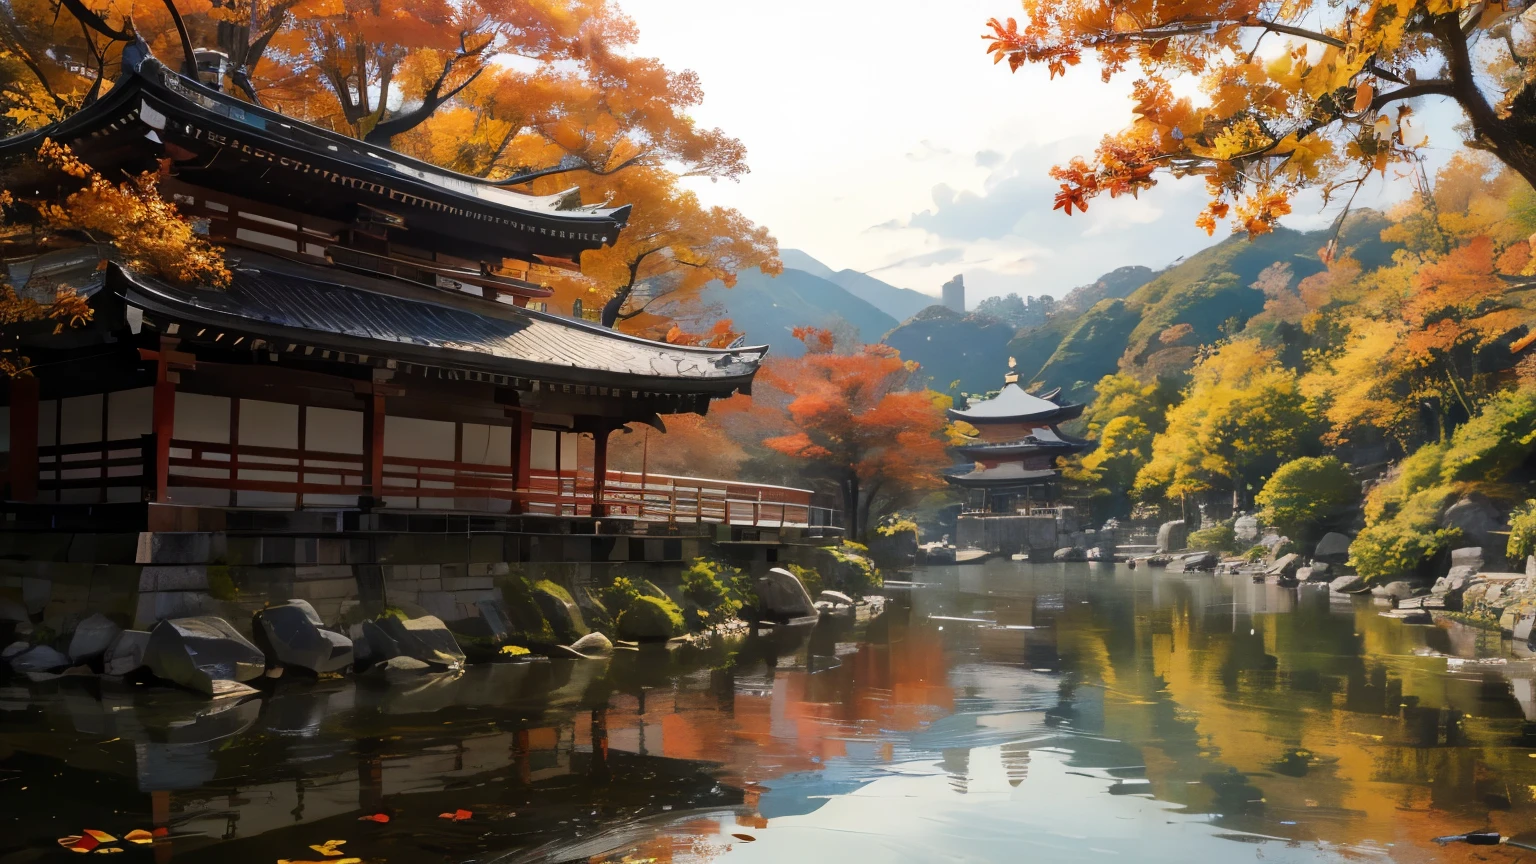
[945,361,1088,514]
[0,40,771,525]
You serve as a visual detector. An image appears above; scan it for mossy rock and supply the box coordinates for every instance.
[532,579,588,643]
[615,595,685,642]
[494,574,556,643]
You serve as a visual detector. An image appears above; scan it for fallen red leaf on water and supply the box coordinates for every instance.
[83,831,117,844]
[124,830,154,845]
[62,834,99,854]
[731,833,756,842]
[437,809,472,822]
[57,836,83,848]
[152,828,169,837]
[357,813,390,823]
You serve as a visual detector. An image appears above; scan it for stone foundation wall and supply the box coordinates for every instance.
[956,515,1058,555]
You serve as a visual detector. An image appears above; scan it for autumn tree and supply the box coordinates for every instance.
[1133,338,1313,510]
[985,0,1536,236]
[758,327,951,540]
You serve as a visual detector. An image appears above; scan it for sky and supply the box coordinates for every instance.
[619,0,1467,303]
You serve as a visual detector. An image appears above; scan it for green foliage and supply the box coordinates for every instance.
[1350,485,1462,581]
[615,595,686,641]
[1030,299,1139,402]
[876,513,919,537]
[1242,545,1269,562]
[1438,388,1536,483]
[827,543,881,595]
[1255,456,1359,540]
[680,558,751,631]
[205,565,238,602]
[599,576,642,619]
[1188,521,1237,553]
[787,563,823,597]
[1509,501,1536,563]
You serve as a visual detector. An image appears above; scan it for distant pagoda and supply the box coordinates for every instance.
[945,359,1088,513]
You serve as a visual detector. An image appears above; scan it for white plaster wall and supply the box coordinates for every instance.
[174,392,230,443]
[236,399,298,507]
[531,429,557,470]
[384,415,456,509]
[306,406,363,455]
[60,394,103,445]
[107,387,153,440]
[461,423,512,466]
[561,431,578,471]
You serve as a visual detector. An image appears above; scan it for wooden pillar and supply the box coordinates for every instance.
[510,411,532,510]
[8,375,38,501]
[591,425,610,517]
[151,339,177,504]
[365,392,385,502]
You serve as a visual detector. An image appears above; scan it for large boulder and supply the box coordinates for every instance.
[615,596,685,641]
[1330,574,1367,594]
[1298,563,1333,583]
[1371,581,1419,602]
[1314,532,1353,564]
[143,617,266,695]
[1441,494,1505,555]
[1053,547,1087,562]
[1166,551,1217,573]
[67,613,122,662]
[818,590,856,607]
[103,630,150,677]
[1233,514,1261,547]
[755,568,816,620]
[569,632,614,656]
[7,644,70,674]
[532,582,587,644]
[1157,520,1187,553]
[254,600,353,674]
[363,615,465,670]
[1266,553,1302,583]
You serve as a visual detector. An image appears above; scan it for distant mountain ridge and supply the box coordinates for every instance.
[694,266,897,358]
[782,249,939,322]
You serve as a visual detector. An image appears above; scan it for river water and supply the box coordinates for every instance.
[5,561,1536,863]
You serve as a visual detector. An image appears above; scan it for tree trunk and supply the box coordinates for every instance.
[842,475,860,542]
[1439,16,1536,192]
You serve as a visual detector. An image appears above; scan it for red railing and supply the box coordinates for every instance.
[31,437,834,527]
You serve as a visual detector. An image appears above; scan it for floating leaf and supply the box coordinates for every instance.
[83,831,118,844]
[731,833,756,842]
[277,859,361,864]
[94,848,124,855]
[357,813,390,823]
[57,836,84,848]
[124,830,154,845]
[438,809,472,822]
[152,828,169,837]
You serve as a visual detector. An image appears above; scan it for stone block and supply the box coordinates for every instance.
[289,578,358,602]
[1157,520,1187,553]
[136,532,222,565]
[138,565,209,592]
[133,591,219,629]
[442,575,493,592]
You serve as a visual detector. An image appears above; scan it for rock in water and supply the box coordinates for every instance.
[1372,581,1419,602]
[67,613,122,662]
[366,615,465,670]
[143,617,266,695]
[7,644,70,673]
[103,630,150,676]
[1330,574,1366,594]
[369,655,432,682]
[755,567,816,620]
[1053,547,1087,562]
[254,600,353,674]
[1157,520,1187,553]
[1266,553,1302,582]
[532,583,587,644]
[1297,563,1332,583]
[817,590,856,607]
[1314,532,1353,563]
[569,631,614,656]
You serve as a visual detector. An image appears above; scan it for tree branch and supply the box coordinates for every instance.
[1371,80,1456,111]
[363,62,484,144]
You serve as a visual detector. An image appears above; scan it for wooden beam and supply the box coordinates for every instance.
[151,337,179,503]
[8,375,38,502]
[591,425,611,517]
[510,409,532,512]
[365,391,386,504]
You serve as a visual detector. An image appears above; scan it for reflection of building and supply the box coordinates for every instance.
[942,274,965,313]
[945,361,1087,513]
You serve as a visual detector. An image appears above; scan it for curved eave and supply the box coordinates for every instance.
[946,402,1085,424]
[108,260,766,397]
[943,467,1060,488]
[952,441,1086,459]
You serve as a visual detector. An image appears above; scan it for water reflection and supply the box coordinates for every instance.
[5,562,1536,862]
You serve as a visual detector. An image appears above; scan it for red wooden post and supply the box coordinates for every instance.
[591,425,610,517]
[8,375,38,501]
[510,411,532,512]
[366,391,385,501]
[151,340,177,503]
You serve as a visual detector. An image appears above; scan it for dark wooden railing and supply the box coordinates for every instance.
[30,437,835,527]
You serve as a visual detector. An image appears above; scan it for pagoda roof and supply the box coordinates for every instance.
[947,383,1083,424]
[108,252,765,398]
[953,426,1090,458]
[943,463,1060,488]
[0,44,628,262]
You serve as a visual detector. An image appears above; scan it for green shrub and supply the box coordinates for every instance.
[828,543,881,595]
[876,514,919,537]
[599,576,642,618]
[680,558,750,630]
[1256,456,1359,541]
[787,563,823,597]
[1349,485,1461,581]
[1242,545,1268,562]
[206,565,238,601]
[1439,389,1536,484]
[1188,522,1236,553]
[615,595,686,641]
[1510,500,1536,563]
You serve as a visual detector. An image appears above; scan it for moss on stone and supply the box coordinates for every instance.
[205,565,238,602]
[616,595,685,641]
